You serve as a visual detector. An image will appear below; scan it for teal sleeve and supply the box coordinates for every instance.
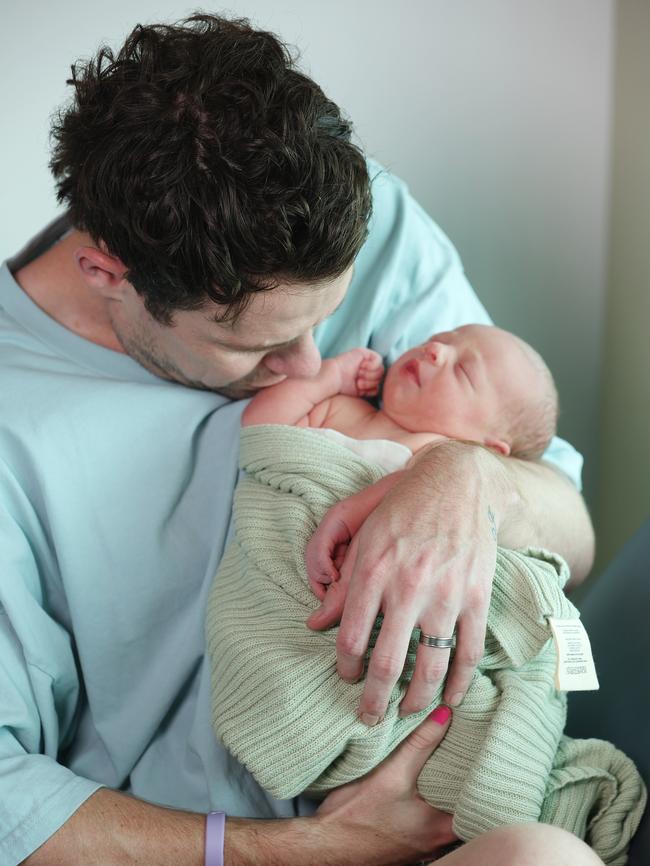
[540,437,584,492]
[315,159,584,491]
[0,460,102,865]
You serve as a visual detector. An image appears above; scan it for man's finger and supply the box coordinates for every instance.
[396,598,458,716]
[357,608,417,724]
[385,705,452,779]
[398,640,451,717]
[334,547,385,685]
[443,611,487,707]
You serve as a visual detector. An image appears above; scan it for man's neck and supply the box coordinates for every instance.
[13,229,125,353]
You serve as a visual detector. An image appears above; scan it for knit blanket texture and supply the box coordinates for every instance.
[206,425,646,865]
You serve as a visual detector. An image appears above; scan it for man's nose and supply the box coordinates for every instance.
[263,331,322,378]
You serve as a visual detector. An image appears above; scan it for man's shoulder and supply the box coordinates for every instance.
[316,158,490,361]
[364,157,459,258]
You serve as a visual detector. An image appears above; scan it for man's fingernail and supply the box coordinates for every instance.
[359,712,381,727]
[447,693,464,707]
[428,705,452,725]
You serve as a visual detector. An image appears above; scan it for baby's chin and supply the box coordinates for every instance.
[379,399,417,428]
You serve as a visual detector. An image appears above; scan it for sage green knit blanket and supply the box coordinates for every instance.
[206,425,646,865]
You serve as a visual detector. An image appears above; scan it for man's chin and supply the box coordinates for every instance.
[214,384,257,400]
[215,377,287,400]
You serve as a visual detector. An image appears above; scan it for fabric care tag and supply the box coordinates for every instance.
[547,617,600,691]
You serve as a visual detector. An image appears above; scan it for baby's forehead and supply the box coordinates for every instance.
[448,326,540,377]
[428,323,506,345]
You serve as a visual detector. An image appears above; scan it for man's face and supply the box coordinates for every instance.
[107,268,353,398]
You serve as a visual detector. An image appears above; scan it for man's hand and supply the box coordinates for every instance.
[316,705,457,864]
[308,442,513,722]
[305,471,406,598]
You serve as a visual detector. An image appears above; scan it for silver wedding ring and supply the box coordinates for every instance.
[419,632,455,649]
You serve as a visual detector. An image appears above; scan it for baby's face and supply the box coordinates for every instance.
[382,324,537,453]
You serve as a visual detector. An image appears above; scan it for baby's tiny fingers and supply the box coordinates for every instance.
[359,369,383,382]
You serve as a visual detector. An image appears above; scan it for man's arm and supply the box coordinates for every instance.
[410,441,594,584]
[23,710,456,866]
[490,453,595,587]
[306,446,592,609]
[309,441,594,723]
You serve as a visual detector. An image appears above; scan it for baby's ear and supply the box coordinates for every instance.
[484,437,511,457]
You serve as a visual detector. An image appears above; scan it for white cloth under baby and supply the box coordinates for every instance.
[309,427,413,474]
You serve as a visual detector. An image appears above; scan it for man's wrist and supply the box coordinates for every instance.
[225,812,412,866]
[205,811,226,866]
[411,439,522,533]
[416,440,593,567]
[224,815,332,866]
[470,442,523,528]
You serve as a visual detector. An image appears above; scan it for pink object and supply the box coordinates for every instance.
[428,705,452,726]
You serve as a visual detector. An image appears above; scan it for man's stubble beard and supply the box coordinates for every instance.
[110,315,258,399]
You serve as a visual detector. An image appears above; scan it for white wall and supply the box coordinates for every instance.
[1,0,614,501]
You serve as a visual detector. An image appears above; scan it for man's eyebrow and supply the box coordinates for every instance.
[208,295,347,353]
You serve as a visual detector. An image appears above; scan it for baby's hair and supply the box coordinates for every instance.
[507,341,559,460]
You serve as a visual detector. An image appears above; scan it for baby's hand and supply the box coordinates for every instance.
[306,533,359,630]
[335,348,385,397]
[305,510,353,600]
[356,350,385,397]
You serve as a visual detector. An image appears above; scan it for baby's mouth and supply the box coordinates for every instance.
[402,359,420,386]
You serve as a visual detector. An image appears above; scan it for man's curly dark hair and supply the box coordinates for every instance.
[50,13,372,324]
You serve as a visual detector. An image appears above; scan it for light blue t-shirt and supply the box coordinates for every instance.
[0,160,582,864]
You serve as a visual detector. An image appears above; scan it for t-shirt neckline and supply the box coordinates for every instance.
[1,216,173,385]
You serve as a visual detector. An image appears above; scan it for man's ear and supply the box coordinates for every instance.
[484,437,511,457]
[74,246,128,301]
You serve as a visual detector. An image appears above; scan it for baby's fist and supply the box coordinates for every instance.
[356,350,385,397]
[334,348,385,397]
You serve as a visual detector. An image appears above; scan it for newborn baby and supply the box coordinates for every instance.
[207,323,645,860]
[242,323,558,596]
[243,323,557,457]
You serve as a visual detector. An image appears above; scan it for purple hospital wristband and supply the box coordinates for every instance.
[205,810,226,866]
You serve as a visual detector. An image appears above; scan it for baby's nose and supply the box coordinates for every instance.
[424,341,448,364]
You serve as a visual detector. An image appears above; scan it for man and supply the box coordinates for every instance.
[0,13,596,866]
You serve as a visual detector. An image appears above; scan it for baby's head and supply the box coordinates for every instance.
[382,324,557,459]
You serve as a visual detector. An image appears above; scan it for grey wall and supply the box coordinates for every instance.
[595,1,650,568]
[1,1,615,505]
